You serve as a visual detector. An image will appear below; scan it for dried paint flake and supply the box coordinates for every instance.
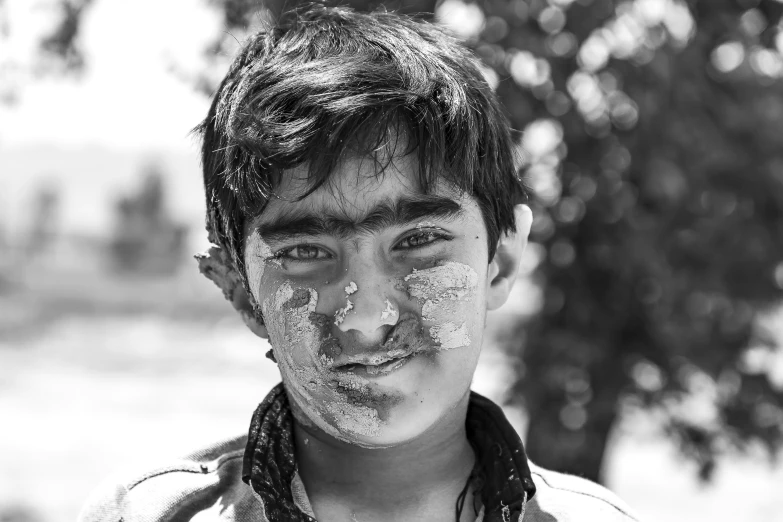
[429,322,470,349]
[195,245,243,302]
[404,262,478,302]
[319,352,334,367]
[244,234,276,297]
[328,401,381,436]
[344,281,358,295]
[380,299,398,322]
[401,262,477,349]
[334,299,354,326]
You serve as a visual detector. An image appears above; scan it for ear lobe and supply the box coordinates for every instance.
[486,204,533,311]
[195,245,269,339]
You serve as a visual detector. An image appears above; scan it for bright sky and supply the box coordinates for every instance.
[0,0,222,151]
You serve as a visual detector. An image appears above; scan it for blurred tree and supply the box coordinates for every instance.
[0,214,8,294]
[472,0,783,483]
[10,0,783,484]
[24,182,60,260]
[0,504,43,522]
[0,0,95,104]
[109,163,187,275]
[37,0,95,72]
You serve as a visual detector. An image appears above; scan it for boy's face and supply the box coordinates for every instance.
[243,153,520,448]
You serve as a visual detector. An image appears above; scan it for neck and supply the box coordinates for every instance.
[293,394,475,509]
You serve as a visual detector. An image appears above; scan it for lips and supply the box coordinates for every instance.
[338,352,416,377]
[336,345,414,367]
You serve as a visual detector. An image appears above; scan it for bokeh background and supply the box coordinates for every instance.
[2,0,783,520]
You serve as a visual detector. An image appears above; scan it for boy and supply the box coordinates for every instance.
[80,6,640,522]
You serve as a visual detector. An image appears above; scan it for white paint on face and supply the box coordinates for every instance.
[326,374,384,437]
[404,262,478,306]
[344,281,358,295]
[244,230,276,299]
[402,262,478,350]
[262,281,383,440]
[429,322,471,349]
[334,298,354,326]
[380,299,398,322]
[263,282,323,381]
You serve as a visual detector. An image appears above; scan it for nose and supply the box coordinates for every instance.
[334,265,400,341]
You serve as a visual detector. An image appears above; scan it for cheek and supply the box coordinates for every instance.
[262,282,323,367]
[401,262,482,350]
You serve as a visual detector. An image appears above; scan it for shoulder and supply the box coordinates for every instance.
[78,434,265,522]
[524,461,641,522]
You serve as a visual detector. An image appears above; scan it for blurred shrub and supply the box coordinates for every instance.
[0,505,42,522]
[109,163,187,275]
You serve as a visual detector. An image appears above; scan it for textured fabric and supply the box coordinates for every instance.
[78,441,267,522]
[525,462,641,521]
[79,383,641,522]
[241,384,314,521]
[465,392,537,521]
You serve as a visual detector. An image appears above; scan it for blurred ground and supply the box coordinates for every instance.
[2,259,783,522]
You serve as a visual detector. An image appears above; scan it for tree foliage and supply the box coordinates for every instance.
[10,0,783,483]
[109,164,188,275]
[477,0,783,482]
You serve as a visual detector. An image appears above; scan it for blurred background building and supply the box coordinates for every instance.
[1,0,783,521]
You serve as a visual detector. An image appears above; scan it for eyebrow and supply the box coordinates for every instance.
[256,195,466,243]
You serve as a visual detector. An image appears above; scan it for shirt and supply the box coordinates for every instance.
[79,384,641,522]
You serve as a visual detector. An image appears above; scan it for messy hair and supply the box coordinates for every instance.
[197,5,528,292]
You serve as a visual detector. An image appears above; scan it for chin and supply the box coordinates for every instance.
[343,385,470,449]
[338,407,439,448]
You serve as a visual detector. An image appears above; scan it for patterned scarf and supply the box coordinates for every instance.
[242,383,536,521]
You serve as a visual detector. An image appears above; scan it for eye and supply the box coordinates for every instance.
[395,230,453,250]
[273,244,332,261]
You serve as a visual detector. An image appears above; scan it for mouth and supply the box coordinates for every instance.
[335,351,417,377]
[330,315,426,377]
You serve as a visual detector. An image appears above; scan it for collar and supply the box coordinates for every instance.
[242,383,536,521]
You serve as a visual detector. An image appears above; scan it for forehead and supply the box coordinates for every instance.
[253,153,471,227]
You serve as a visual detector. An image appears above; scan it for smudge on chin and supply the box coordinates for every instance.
[329,375,403,423]
[399,262,478,350]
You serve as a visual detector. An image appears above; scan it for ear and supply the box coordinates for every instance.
[485,204,533,311]
[195,245,269,339]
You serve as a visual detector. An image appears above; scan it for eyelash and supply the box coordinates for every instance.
[394,230,453,250]
[269,230,453,264]
[271,244,332,262]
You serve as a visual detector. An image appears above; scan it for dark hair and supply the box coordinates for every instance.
[197,5,528,293]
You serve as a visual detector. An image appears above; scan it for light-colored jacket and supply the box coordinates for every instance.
[79,434,641,522]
